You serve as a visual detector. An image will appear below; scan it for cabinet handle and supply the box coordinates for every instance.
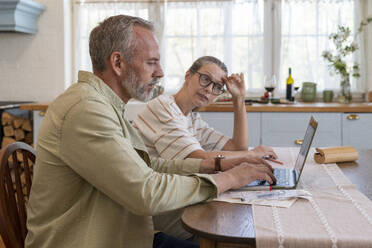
[346,114,359,120]
[294,139,303,145]
[39,111,46,117]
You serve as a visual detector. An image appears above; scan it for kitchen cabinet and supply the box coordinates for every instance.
[200,112,372,149]
[342,113,372,149]
[261,112,341,147]
[32,111,44,146]
[20,102,372,149]
[199,112,260,147]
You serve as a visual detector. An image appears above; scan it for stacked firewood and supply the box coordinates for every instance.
[1,111,33,148]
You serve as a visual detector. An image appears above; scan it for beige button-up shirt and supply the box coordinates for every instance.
[25,71,218,248]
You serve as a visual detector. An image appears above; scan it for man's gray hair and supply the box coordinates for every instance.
[89,15,154,72]
[188,56,228,75]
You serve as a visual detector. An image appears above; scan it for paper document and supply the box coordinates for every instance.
[214,190,312,208]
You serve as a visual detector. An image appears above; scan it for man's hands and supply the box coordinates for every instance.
[227,162,276,189]
[211,161,276,193]
[198,148,280,174]
[198,147,281,193]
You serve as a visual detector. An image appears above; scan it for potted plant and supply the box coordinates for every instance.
[322,18,372,103]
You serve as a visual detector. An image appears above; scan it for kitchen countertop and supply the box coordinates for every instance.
[0,101,34,110]
[20,101,372,113]
[199,102,372,112]
[20,102,49,111]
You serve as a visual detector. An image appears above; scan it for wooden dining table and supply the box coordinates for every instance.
[181,150,372,248]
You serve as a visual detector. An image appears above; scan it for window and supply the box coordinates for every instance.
[280,0,355,92]
[74,0,364,96]
[163,1,264,93]
[73,3,148,78]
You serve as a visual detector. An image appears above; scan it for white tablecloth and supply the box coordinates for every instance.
[253,147,372,248]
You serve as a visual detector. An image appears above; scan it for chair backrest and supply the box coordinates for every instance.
[0,142,35,248]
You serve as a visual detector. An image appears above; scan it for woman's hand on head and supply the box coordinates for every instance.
[223,73,246,100]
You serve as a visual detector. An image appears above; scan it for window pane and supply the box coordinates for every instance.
[199,8,224,35]
[164,76,184,93]
[200,37,224,59]
[281,1,355,92]
[232,1,263,36]
[166,8,197,36]
[282,4,317,35]
[74,3,148,75]
[164,37,195,76]
[232,36,264,90]
[164,1,264,93]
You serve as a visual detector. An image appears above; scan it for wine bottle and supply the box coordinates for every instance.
[286,68,294,101]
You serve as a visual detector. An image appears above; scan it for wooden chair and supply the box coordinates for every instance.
[0,142,35,248]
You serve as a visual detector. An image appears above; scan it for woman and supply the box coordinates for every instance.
[133,56,278,240]
[134,56,277,170]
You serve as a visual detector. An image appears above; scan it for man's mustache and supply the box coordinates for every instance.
[148,79,160,87]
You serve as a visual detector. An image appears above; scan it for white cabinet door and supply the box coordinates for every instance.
[261,113,341,147]
[342,113,372,149]
[33,110,44,146]
[199,112,260,147]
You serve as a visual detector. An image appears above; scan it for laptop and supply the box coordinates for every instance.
[240,116,318,190]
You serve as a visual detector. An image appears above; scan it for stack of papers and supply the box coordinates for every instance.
[214,190,312,208]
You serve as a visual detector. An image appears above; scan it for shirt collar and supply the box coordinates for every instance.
[77,70,126,112]
[77,71,150,159]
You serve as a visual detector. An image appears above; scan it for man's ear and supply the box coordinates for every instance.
[109,52,123,76]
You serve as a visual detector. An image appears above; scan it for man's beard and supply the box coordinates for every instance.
[122,69,159,102]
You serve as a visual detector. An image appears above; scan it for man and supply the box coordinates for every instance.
[25,15,275,248]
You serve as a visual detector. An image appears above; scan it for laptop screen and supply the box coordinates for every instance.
[293,117,318,178]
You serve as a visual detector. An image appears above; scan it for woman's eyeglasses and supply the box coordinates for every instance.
[195,72,225,95]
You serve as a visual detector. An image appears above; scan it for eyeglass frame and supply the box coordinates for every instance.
[194,71,226,95]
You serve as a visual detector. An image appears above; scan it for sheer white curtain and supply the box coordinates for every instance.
[279,0,358,93]
[162,0,263,93]
[73,0,263,94]
[357,0,372,99]
[73,0,368,96]
[73,2,150,83]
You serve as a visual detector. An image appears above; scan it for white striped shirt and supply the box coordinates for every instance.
[133,94,229,160]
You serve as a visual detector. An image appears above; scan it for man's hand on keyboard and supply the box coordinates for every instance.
[226,162,277,190]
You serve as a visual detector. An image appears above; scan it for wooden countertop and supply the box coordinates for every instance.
[20,102,372,113]
[20,102,49,111]
[0,101,33,110]
[200,102,372,112]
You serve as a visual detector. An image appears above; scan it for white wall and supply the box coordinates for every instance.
[0,0,70,102]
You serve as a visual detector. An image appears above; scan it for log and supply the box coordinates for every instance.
[1,111,14,126]
[3,125,15,137]
[13,118,24,129]
[24,132,33,144]
[1,137,16,148]
[14,128,25,141]
[21,119,32,132]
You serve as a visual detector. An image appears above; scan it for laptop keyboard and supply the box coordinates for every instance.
[273,168,291,185]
